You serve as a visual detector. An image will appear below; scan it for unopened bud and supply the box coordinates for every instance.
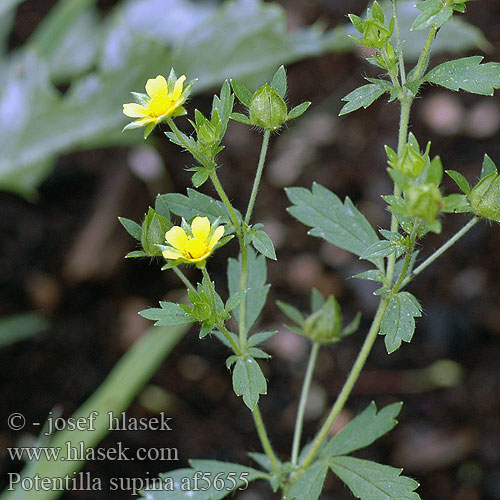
[249,84,288,130]
[468,173,500,222]
[304,296,342,344]
[406,184,442,221]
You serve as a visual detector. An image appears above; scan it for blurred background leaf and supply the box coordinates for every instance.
[0,0,351,197]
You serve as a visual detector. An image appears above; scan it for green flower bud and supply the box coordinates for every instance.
[249,84,288,130]
[396,144,426,177]
[363,20,392,48]
[304,296,342,344]
[406,184,442,221]
[468,172,500,221]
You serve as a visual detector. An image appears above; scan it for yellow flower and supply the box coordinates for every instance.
[123,69,195,138]
[162,216,225,264]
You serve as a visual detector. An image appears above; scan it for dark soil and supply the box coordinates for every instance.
[1,1,500,499]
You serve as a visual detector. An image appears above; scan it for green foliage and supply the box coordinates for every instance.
[380,292,422,353]
[329,456,420,500]
[157,189,240,231]
[232,66,310,129]
[412,0,453,31]
[1,0,346,197]
[118,217,142,241]
[320,402,402,458]
[286,183,382,268]
[249,226,277,260]
[139,302,196,327]
[287,461,328,500]
[339,81,391,116]
[446,170,471,195]
[227,248,270,331]
[426,56,500,96]
[140,460,266,500]
[270,65,287,99]
[140,208,172,257]
[229,356,267,410]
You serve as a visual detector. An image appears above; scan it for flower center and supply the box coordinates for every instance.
[148,95,177,117]
[185,238,207,259]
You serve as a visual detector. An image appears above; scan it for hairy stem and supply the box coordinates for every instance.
[245,130,271,225]
[201,266,241,355]
[173,267,197,293]
[401,216,479,288]
[291,342,320,466]
[298,296,390,471]
[209,170,240,228]
[252,405,280,472]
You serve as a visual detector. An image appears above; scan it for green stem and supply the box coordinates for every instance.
[291,342,320,466]
[238,130,271,346]
[400,216,479,288]
[209,170,240,228]
[298,296,390,471]
[238,241,248,347]
[392,225,419,293]
[413,25,437,83]
[201,266,241,355]
[173,267,197,293]
[252,405,280,472]
[245,130,271,225]
[392,0,406,85]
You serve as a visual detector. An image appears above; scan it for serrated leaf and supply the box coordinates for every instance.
[118,217,142,240]
[380,292,422,353]
[339,83,387,116]
[426,56,500,96]
[271,65,287,98]
[360,240,396,264]
[321,402,402,458]
[287,460,328,500]
[157,189,240,229]
[227,248,269,331]
[276,301,305,326]
[251,229,276,260]
[412,0,453,31]
[232,357,267,410]
[139,302,196,327]
[287,101,311,120]
[481,154,497,179]
[141,460,265,499]
[329,456,420,500]
[231,79,253,107]
[286,183,381,267]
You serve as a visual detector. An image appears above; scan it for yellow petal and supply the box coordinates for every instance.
[134,116,156,126]
[165,226,188,250]
[123,103,149,118]
[162,248,183,260]
[209,225,225,247]
[171,75,187,100]
[186,238,207,260]
[191,216,210,242]
[146,75,168,98]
